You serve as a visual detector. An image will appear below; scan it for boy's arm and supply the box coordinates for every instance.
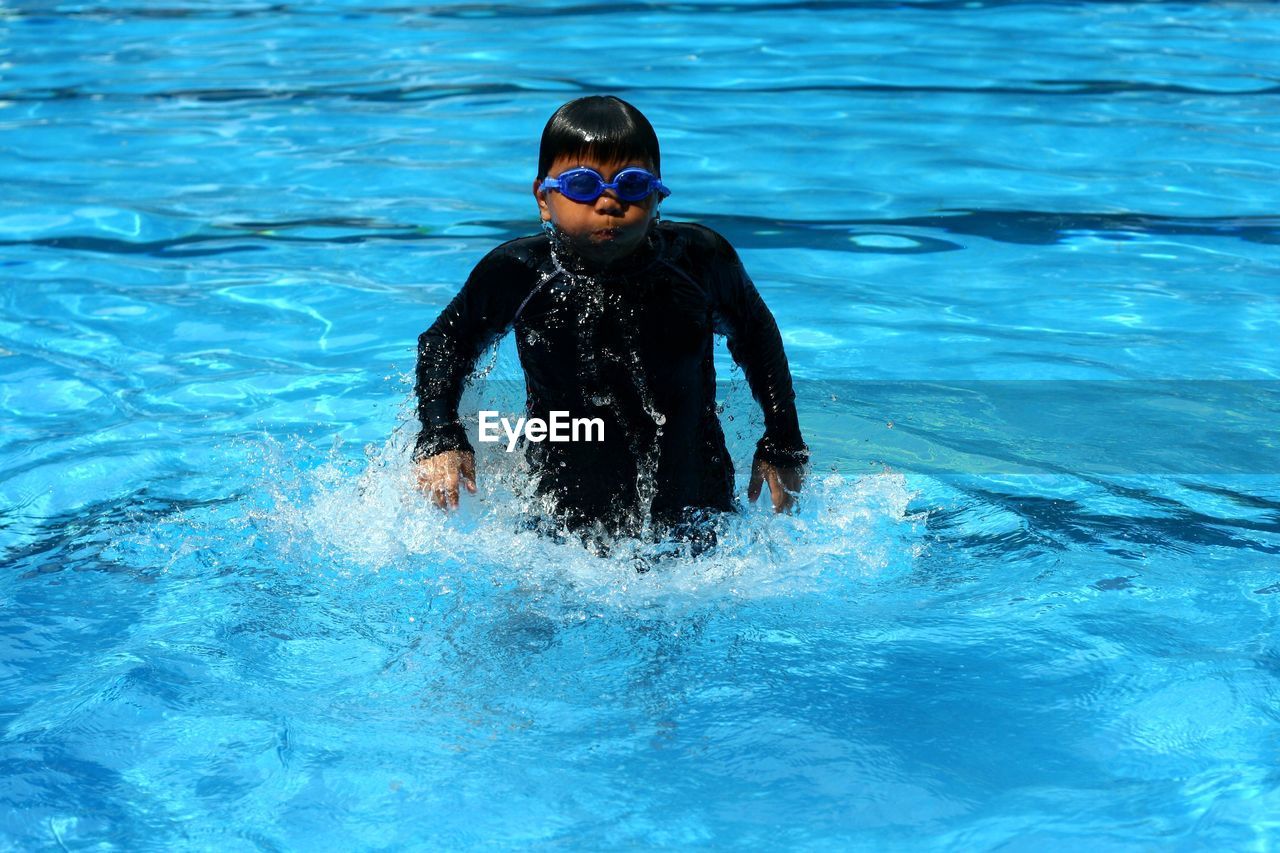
[413,249,528,462]
[705,232,809,468]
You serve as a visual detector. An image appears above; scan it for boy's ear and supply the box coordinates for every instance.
[531,179,551,220]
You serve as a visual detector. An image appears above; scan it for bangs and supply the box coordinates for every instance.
[538,96,661,179]
[555,137,657,172]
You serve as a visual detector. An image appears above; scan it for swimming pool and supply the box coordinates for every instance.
[3,0,1279,847]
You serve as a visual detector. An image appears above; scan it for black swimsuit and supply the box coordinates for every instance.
[413,220,807,535]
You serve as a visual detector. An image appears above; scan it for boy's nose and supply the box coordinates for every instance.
[595,192,626,214]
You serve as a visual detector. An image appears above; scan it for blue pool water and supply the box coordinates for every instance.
[4,0,1280,848]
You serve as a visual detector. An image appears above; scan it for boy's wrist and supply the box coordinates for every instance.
[412,422,473,463]
[754,434,809,468]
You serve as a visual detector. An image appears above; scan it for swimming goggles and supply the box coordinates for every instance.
[539,167,671,203]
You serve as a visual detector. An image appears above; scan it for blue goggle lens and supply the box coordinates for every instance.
[613,170,654,199]
[562,170,609,200]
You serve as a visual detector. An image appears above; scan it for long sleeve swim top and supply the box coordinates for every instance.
[413,220,807,531]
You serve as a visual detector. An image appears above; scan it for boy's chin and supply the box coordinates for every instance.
[579,231,645,264]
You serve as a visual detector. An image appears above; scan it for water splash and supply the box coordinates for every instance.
[241,429,927,618]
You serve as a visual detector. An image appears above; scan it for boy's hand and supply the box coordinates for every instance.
[414,450,477,511]
[748,457,804,513]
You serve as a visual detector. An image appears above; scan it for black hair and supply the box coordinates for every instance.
[537,95,661,180]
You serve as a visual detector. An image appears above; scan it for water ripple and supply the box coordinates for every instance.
[5,79,1279,104]
[12,0,1275,21]
[2,210,1276,258]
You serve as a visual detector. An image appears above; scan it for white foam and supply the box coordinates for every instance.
[252,431,927,617]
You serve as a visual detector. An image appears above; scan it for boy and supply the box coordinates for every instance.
[413,96,807,540]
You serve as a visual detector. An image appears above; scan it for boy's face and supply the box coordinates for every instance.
[533,154,661,267]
